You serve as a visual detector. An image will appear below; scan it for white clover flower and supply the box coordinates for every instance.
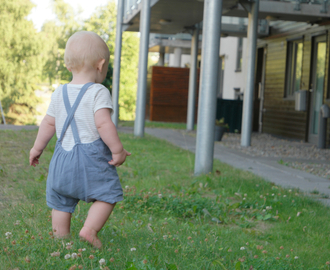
[82,248,86,251]
[294,256,299,259]
[125,185,129,189]
[71,253,77,259]
[14,220,20,226]
[262,209,266,212]
[131,247,136,251]
[283,195,287,197]
[64,254,71,259]
[66,242,71,246]
[266,206,272,210]
[244,194,247,197]
[5,232,12,239]
[158,194,162,199]
[99,258,106,265]
[240,247,246,250]
[163,235,168,240]
[243,198,246,200]
[289,189,292,193]
[272,194,275,196]
[297,212,301,217]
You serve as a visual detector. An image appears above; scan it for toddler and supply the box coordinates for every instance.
[29,31,130,248]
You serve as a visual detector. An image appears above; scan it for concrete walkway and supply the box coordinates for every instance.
[2,124,329,204]
[118,126,330,205]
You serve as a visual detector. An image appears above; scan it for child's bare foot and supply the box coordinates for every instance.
[79,226,102,249]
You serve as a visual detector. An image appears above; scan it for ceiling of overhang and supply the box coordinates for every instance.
[124,0,240,34]
[124,0,330,35]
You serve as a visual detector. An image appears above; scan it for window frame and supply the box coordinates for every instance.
[284,38,304,98]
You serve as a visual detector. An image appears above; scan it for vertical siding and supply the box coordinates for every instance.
[263,35,308,140]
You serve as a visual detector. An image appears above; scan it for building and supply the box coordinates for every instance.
[112,0,330,174]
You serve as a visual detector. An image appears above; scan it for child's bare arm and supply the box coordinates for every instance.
[95,108,131,166]
[29,115,56,167]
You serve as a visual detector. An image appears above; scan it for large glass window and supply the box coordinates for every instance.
[285,40,303,97]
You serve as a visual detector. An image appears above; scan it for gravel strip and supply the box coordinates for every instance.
[217,133,330,179]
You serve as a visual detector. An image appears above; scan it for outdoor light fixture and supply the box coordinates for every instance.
[159,19,172,25]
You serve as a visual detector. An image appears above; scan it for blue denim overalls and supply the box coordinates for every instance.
[46,83,123,213]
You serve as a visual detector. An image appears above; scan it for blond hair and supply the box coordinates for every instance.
[64,31,110,72]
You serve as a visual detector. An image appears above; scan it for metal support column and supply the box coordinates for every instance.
[194,0,223,175]
[241,0,259,147]
[134,0,151,137]
[187,25,200,131]
[111,0,125,126]
[173,47,182,67]
[158,48,165,66]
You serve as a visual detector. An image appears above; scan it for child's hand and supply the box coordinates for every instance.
[29,147,43,167]
[108,149,131,167]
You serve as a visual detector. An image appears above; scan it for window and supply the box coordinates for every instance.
[285,40,303,97]
[235,37,243,72]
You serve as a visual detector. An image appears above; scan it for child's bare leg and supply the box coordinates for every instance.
[52,209,71,237]
[79,201,115,248]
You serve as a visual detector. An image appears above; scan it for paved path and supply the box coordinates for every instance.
[119,126,330,205]
[2,124,329,204]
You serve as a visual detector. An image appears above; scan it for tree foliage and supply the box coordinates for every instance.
[0,0,43,124]
[83,1,139,120]
[43,0,139,120]
[0,0,139,124]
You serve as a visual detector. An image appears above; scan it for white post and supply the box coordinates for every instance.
[186,26,200,131]
[134,0,151,137]
[241,0,259,146]
[194,0,223,175]
[111,0,124,126]
[173,47,182,67]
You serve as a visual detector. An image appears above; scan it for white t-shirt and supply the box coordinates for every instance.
[47,83,113,151]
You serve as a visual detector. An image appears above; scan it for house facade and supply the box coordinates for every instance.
[112,0,330,174]
[257,21,330,144]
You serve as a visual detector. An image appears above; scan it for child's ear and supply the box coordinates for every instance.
[96,59,106,72]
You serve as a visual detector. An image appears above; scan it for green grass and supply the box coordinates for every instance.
[1,130,330,269]
[119,120,194,130]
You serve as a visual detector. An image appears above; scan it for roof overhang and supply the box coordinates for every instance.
[123,0,330,35]
[123,0,239,34]
[225,1,330,24]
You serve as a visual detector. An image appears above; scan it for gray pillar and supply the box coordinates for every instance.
[173,47,182,67]
[158,48,165,66]
[187,26,200,131]
[194,0,223,175]
[111,0,124,127]
[134,0,150,137]
[241,0,259,147]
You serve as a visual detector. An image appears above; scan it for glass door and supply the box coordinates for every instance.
[309,35,326,144]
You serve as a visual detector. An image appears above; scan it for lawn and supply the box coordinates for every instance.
[0,129,330,269]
